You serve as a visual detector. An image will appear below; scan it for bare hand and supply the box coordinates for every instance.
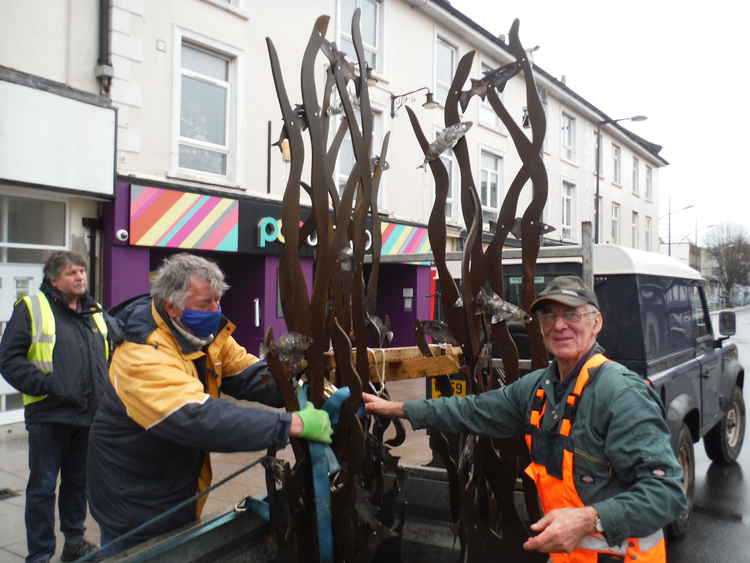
[523,506,597,554]
[361,392,406,418]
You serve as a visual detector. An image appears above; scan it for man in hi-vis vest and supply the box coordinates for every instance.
[363,276,687,563]
[0,251,108,563]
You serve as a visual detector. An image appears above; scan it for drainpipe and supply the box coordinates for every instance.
[95,0,114,96]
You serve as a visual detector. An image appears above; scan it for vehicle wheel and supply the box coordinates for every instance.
[704,386,745,464]
[667,423,695,540]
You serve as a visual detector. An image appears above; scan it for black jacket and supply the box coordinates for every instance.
[0,281,110,426]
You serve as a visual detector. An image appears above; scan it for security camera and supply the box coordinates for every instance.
[116,229,129,242]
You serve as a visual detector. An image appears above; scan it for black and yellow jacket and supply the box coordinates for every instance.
[87,295,290,537]
[0,281,110,426]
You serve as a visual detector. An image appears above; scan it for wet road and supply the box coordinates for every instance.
[668,308,750,562]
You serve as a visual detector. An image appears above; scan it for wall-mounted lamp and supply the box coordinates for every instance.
[390,86,439,117]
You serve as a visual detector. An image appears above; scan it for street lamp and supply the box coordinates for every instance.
[594,114,648,243]
[390,87,439,118]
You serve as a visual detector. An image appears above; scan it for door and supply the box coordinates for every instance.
[692,285,721,434]
[0,263,44,424]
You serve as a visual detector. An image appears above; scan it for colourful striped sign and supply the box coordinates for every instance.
[129,186,238,251]
[380,222,430,256]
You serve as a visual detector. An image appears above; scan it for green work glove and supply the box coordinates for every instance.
[297,403,333,444]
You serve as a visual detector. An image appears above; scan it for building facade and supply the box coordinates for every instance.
[0,1,117,423]
[0,0,667,424]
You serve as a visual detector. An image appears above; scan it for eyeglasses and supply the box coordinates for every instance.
[536,310,598,327]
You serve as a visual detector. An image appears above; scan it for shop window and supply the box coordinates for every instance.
[0,195,66,264]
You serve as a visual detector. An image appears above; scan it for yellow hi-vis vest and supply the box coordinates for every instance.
[20,293,109,406]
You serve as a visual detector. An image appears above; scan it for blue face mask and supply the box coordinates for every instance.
[180,307,222,338]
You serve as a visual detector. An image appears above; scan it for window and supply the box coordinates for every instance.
[538,87,549,152]
[337,111,384,207]
[435,37,457,105]
[479,62,502,130]
[612,143,622,184]
[440,153,460,221]
[561,113,576,161]
[561,181,575,240]
[611,202,621,244]
[632,156,640,196]
[645,165,654,201]
[178,42,234,177]
[0,195,66,264]
[480,150,502,228]
[644,215,653,251]
[339,0,382,73]
[631,211,639,249]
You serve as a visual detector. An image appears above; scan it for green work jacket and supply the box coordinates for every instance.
[404,346,687,546]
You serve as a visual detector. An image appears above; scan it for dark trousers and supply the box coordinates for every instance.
[25,423,89,563]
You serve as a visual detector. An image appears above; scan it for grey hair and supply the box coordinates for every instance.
[43,251,87,282]
[151,253,229,309]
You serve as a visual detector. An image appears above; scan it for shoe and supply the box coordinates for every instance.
[61,538,102,562]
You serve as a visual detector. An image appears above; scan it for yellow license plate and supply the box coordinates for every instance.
[429,376,467,398]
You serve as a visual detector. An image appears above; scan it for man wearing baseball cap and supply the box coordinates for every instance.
[363,275,685,562]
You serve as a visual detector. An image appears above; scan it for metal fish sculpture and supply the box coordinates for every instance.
[370,155,390,172]
[418,121,473,169]
[367,313,394,347]
[459,61,522,112]
[474,287,532,324]
[260,331,313,376]
[416,319,459,346]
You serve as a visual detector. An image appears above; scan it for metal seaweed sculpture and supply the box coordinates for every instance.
[265,10,398,563]
[406,19,549,562]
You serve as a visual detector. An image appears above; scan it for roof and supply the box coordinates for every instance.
[593,244,702,280]
[426,0,669,166]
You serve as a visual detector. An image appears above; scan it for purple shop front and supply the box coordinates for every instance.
[102,180,431,354]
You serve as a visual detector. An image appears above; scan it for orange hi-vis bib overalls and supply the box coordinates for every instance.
[523,353,666,563]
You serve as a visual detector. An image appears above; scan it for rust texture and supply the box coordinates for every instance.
[265,10,399,563]
[406,19,549,562]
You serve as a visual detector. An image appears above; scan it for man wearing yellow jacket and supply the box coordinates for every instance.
[87,253,331,557]
[0,251,108,563]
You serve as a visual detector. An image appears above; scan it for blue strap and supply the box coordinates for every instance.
[294,384,350,563]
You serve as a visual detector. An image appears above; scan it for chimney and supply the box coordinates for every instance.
[560,74,567,85]
[498,33,506,43]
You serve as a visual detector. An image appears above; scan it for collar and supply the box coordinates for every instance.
[552,343,603,382]
[40,280,100,314]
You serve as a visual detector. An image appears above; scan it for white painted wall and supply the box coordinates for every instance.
[1,0,665,246]
[0,0,100,94]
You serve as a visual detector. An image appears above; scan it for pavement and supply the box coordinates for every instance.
[0,379,429,562]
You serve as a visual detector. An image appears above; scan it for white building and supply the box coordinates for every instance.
[0,0,667,424]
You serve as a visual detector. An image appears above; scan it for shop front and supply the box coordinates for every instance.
[103,180,433,355]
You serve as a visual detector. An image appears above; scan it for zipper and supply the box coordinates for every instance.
[574,448,610,467]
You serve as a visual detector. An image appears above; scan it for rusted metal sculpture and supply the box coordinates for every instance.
[406,19,549,562]
[264,10,399,563]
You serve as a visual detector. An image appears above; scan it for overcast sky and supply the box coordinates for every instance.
[450,0,748,246]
